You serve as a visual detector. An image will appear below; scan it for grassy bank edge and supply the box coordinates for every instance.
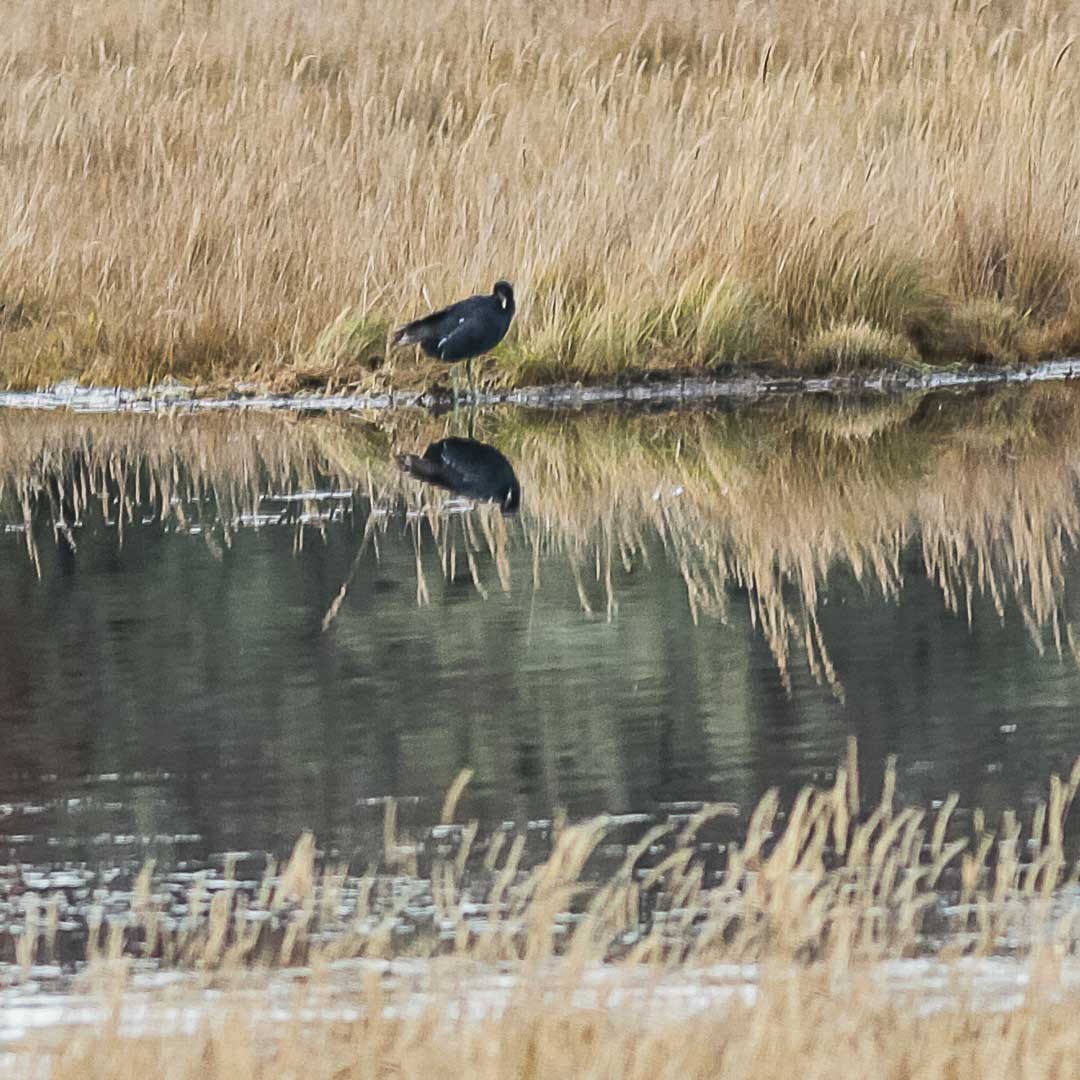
[3,285,1080,397]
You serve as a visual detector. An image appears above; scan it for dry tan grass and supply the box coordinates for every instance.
[8,750,1080,1077]
[26,981,1080,1080]
[1,0,1080,389]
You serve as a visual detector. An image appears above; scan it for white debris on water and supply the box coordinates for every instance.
[265,490,354,503]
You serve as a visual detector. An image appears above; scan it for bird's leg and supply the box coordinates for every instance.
[451,365,460,409]
[465,357,475,402]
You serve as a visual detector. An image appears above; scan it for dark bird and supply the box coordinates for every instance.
[391,281,515,400]
[397,437,521,515]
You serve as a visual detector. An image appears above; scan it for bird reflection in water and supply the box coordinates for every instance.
[396,437,521,515]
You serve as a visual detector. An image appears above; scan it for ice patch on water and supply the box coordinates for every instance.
[0,953,1074,1059]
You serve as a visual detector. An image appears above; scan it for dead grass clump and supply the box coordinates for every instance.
[502,278,770,383]
[804,320,920,372]
[644,279,772,369]
[8,745,1079,973]
[936,299,1030,364]
[295,309,390,389]
[948,198,1080,324]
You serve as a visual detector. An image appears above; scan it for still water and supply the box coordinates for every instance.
[1,385,1079,871]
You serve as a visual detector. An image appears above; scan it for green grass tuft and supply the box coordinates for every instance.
[295,309,391,386]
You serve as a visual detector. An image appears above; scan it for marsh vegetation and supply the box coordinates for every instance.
[1,1,1080,390]
[5,0,1080,1067]
[6,752,1080,1079]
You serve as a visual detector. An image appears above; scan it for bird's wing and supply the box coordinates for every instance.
[436,439,481,481]
[433,314,496,360]
[436,315,470,351]
[436,439,510,487]
[392,298,469,345]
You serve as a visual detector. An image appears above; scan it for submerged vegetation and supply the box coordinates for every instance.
[1,1,1080,389]
[8,751,1080,1076]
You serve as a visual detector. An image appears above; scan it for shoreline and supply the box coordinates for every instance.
[1,357,1078,416]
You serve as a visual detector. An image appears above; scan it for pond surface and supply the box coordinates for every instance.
[1,384,1080,872]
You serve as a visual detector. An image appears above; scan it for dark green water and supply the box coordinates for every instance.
[1,391,1079,872]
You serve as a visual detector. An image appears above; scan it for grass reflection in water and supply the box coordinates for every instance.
[2,384,1079,697]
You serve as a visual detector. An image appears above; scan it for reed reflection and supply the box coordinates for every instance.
[2,389,1080,859]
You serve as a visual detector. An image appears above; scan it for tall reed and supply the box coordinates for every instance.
[9,751,1080,1078]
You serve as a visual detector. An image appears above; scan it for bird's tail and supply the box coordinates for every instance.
[396,453,441,482]
[390,322,420,347]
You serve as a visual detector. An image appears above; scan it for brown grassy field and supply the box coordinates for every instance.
[1,0,1080,391]
[8,751,1080,1077]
